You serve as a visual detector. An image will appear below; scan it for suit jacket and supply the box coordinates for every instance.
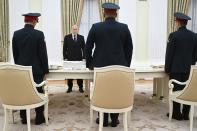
[12,24,49,75]
[85,18,133,68]
[165,26,197,73]
[63,34,85,61]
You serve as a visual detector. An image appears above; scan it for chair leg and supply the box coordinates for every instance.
[44,103,49,125]
[127,111,131,123]
[123,112,128,131]
[99,112,103,131]
[90,108,93,125]
[3,108,8,131]
[26,109,31,131]
[169,100,173,121]
[11,110,15,124]
[190,105,194,131]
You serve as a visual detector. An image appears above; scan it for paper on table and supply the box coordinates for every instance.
[63,67,73,70]
[63,61,86,70]
[49,65,62,70]
[151,65,164,68]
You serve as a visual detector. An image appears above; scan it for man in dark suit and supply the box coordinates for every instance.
[63,25,85,93]
[85,3,133,127]
[165,12,197,120]
[12,13,49,125]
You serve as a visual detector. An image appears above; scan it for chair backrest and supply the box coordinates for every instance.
[0,63,43,106]
[91,65,135,109]
[178,66,197,102]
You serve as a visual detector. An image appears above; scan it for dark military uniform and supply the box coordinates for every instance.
[12,23,49,122]
[85,18,133,68]
[85,17,133,124]
[165,22,197,118]
[63,34,85,91]
[165,26,197,74]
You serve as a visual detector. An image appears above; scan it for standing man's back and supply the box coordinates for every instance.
[165,25,197,73]
[165,12,197,121]
[12,13,49,125]
[13,24,48,75]
[86,19,132,68]
[85,3,133,127]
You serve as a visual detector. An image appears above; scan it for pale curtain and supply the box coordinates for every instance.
[61,0,84,37]
[188,0,197,32]
[167,0,191,35]
[0,0,9,62]
[98,0,119,22]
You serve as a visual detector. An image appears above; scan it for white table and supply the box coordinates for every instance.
[47,67,169,99]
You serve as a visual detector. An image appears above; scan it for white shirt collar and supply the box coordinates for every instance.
[72,34,77,40]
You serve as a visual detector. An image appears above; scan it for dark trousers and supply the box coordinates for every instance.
[104,113,119,122]
[20,75,44,120]
[170,73,190,117]
[98,113,119,122]
[67,79,83,89]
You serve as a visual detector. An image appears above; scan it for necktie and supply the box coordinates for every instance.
[74,35,77,42]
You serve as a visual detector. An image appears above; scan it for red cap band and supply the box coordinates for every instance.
[104,9,117,14]
[24,16,38,22]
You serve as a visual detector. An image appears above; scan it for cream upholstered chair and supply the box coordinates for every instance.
[0,63,49,131]
[169,66,197,131]
[90,65,135,131]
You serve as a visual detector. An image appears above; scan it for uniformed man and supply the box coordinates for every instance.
[165,12,197,120]
[12,13,49,125]
[63,25,85,93]
[85,3,133,127]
